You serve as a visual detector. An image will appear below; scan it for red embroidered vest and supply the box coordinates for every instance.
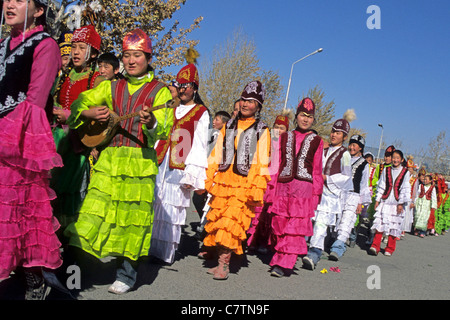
[381,166,408,201]
[277,130,322,183]
[418,184,434,201]
[58,70,101,110]
[156,104,207,170]
[109,78,165,148]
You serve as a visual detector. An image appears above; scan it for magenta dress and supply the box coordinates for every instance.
[247,137,280,248]
[0,26,63,279]
[269,130,324,270]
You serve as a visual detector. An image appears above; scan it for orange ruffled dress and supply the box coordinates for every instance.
[203,117,271,255]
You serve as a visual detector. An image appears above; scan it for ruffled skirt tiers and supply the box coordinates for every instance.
[269,180,315,268]
[203,167,268,255]
[0,102,63,279]
[64,146,158,261]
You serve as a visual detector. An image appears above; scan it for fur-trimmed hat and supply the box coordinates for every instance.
[332,109,356,135]
[176,47,200,86]
[274,109,293,130]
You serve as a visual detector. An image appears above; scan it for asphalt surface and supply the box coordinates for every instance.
[1,200,449,308]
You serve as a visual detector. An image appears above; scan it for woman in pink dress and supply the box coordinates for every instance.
[0,0,63,299]
[268,98,324,277]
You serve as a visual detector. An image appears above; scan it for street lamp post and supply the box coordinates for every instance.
[283,48,323,111]
[376,123,384,163]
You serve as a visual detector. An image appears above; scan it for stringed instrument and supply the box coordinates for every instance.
[78,97,179,148]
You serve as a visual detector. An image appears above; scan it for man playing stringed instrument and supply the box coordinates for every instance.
[63,29,174,295]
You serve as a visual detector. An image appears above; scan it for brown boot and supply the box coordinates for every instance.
[213,248,231,280]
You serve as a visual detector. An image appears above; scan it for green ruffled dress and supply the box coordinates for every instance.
[63,73,174,261]
[50,69,99,230]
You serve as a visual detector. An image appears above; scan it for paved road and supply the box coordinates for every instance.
[1,201,449,307]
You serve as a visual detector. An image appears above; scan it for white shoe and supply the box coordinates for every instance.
[108,280,131,294]
[384,251,392,257]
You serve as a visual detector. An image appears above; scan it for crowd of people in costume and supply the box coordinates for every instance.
[1,0,449,300]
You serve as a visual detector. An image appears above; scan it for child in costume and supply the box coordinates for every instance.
[50,24,104,232]
[203,81,271,280]
[98,52,124,81]
[268,98,324,277]
[302,114,353,270]
[150,49,210,265]
[369,150,411,256]
[247,108,292,255]
[64,29,174,294]
[57,31,72,74]
[0,0,63,299]
[329,134,370,261]
[365,145,395,245]
[434,177,449,235]
[194,110,231,240]
[402,157,418,236]
[413,174,437,238]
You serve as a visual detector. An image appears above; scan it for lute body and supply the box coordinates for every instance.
[78,98,179,148]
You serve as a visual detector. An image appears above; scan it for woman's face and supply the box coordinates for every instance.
[296,112,314,131]
[3,0,42,30]
[392,153,403,167]
[71,42,93,68]
[122,50,149,77]
[177,83,195,104]
[239,99,259,119]
[348,142,362,157]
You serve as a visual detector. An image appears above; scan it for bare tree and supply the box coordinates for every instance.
[199,27,284,124]
[41,0,202,82]
[426,130,449,175]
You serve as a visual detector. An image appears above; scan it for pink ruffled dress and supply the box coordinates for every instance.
[269,130,324,270]
[0,26,63,279]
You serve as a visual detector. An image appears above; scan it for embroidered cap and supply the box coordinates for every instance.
[332,118,350,135]
[296,97,316,116]
[72,25,101,51]
[58,31,72,57]
[241,81,265,105]
[123,29,152,54]
[274,115,289,130]
[176,63,199,86]
[176,47,200,86]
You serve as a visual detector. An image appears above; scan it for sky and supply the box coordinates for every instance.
[167,0,449,156]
